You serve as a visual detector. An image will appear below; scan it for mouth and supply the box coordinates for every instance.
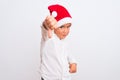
[62,35,67,39]
[63,35,67,37]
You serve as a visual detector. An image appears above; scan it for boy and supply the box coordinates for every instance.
[40,4,77,80]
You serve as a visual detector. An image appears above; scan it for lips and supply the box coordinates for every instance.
[63,34,67,36]
[62,35,67,38]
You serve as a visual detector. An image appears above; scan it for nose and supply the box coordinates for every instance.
[63,27,68,33]
[63,27,69,34]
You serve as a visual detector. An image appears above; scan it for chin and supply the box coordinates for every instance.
[60,36,66,40]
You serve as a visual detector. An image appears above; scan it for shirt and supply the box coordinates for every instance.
[40,26,77,80]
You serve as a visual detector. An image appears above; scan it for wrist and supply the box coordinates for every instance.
[42,22,48,30]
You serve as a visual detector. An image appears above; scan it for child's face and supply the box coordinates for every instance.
[54,23,71,40]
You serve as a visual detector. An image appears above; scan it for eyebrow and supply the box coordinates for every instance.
[59,25,71,28]
[59,25,64,28]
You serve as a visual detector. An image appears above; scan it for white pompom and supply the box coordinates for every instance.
[52,11,57,17]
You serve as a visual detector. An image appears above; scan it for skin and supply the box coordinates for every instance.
[69,63,77,73]
[43,15,77,73]
[54,23,71,40]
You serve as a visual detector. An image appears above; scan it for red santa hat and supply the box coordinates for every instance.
[48,4,72,27]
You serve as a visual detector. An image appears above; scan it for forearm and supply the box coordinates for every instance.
[41,25,49,41]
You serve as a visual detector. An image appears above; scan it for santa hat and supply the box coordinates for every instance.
[48,4,72,27]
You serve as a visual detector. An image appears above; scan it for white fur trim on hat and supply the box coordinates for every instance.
[52,11,57,17]
[57,17,72,27]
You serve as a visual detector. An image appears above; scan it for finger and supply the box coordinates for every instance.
[45,18,53,26]
[43,21,49,30]
[45,16,51,24]
[46,15,50,20]
[44,18,54,30]
[47,19,57,29]
[49,21,56,29]
[46,16,53,21]
[53,23,58,29]
[47,16,56,23]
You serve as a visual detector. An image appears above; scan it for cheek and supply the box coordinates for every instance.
[66,29,70,34]
[55,29,62,36]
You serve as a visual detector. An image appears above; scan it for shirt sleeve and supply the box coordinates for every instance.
[68,53,77,64]
[41,25,49,41]
[39,25,48,78]
[66,43,77,64]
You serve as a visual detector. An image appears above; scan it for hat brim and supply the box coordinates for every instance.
[57,17,72,27]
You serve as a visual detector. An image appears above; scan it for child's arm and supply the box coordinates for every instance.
[67,50,77,73]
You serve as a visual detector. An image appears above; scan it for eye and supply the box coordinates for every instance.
[59,25,64,28]
[67,26,70,28]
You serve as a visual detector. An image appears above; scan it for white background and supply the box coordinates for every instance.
[0,0,120,80]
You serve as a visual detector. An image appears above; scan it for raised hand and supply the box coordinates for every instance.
[43,16,57,38]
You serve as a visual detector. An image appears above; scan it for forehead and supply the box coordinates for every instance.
[60,23,72,27]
